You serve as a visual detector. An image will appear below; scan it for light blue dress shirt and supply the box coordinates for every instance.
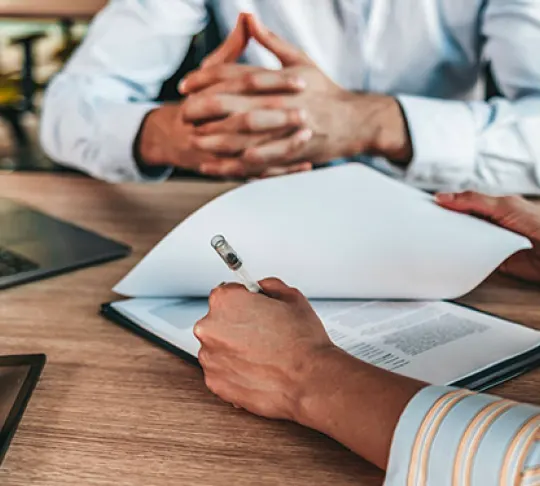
[386,386,540,486]
[41,0,540,193]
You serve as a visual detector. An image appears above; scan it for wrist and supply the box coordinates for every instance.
[291,344,427,469]
[136,104,186,167]
[346,93,413,164]
[291,345,362,429]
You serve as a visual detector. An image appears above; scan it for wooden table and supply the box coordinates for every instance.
[0,173,538,486]
[0,0,107,19]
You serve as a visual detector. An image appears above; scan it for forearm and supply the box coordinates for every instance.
[39,0,207,182]
[40,74,158,182]
[293,347,426,470]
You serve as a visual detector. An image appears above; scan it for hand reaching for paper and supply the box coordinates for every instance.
[180,14,413,178]
[437,192,540,284]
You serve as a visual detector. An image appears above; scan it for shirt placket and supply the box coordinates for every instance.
[339,0,368,90]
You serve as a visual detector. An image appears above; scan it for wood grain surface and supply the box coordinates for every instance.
[0,173,538,486]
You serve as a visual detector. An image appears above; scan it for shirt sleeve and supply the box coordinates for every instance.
[384,386,540,486]
[396,0,540,195]
[40,0,208,182]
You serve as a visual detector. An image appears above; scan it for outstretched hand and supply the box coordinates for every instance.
[437,192,540,284]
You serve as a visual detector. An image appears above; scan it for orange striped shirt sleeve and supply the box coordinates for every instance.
[384,386,540,486]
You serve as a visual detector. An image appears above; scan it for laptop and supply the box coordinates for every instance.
[0,197,130,290]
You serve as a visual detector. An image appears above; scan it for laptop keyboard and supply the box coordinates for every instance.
[0,247,39,277]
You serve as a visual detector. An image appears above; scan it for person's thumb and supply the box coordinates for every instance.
[246,14,314,67]
[259,277,297,299]
[202,13,250,68]
[436,191,540,239]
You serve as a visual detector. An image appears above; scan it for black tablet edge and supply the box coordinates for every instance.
[100,303,200,368]
[0,354,46,465]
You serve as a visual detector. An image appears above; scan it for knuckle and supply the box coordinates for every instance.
[203,65,224,84]
[208,286,225,307]
[181,99,195,119]
[187,134,200,150]
[242,149,264,165]
[212,135,231,151]
[198,348,208,366]
[289,108,305,125]
[205,376,228,400]
[262,97,285,110]
[205,95,223,113]
[204,375,218,394]
[193,319,205,339]
[291,134,307,152]
[209,283,241,306]
[242,72,258,91]
[243,112,258,132]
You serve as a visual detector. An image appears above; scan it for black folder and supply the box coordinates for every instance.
[101,302,540,392]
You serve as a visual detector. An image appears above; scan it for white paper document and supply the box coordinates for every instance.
[114,164,531,300]
[111,298,540,386]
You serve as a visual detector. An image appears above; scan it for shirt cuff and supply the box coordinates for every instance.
[397,95,477,190]
[384,385,540,486]
[99,101,172,183]
[384,386,462,486]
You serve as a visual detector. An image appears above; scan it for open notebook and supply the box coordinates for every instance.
[103,165,540,390]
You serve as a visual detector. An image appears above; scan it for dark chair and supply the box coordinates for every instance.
[485,63,501,100]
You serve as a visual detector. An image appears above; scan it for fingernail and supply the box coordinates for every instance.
[179,79,187,93]
[297,129,313,142]
[436,193,455,203]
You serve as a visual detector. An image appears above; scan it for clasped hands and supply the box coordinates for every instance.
[139,14,412,179]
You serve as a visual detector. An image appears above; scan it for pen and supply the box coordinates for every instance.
[210,235,263,293]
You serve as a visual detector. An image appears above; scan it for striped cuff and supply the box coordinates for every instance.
[384,386,540,486]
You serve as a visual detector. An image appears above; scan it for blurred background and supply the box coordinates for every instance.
[0,0,106,173]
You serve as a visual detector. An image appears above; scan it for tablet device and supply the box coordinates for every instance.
[0,354,46,466]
